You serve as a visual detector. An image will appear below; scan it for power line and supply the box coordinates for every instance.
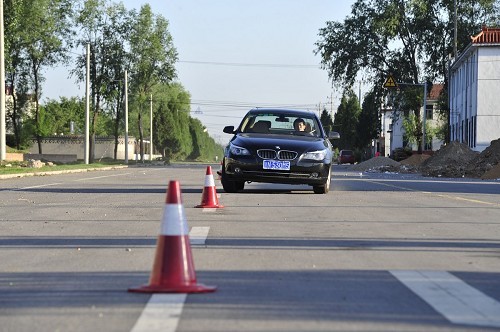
[178,60,320,68]
[190,99,319,110]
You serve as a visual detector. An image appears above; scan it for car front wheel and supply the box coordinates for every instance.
[221,167,245,193]
[312,166,331,194]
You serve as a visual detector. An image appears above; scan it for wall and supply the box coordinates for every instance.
[450,46,500,152]
[28,136,137,160]
[477,47,500,151]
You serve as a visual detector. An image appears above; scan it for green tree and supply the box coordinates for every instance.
[402,111,437,150]
[22,0,74,153]
[320,108,334,134]
[188,118,223,162]
[129,4,178,161]
[152,83,191,160]
[334,90,361,150]
[73,0,132,162]
[4,0,26,149]
[40,97,84,135]
[40,97,115,137]
[315,0,499,152]
[356,89,381,150]
[4,0,73,151]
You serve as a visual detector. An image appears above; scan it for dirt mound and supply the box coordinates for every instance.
[400,154,431,166]
[345,139,500,179]
[351,156,400,172]
[481,163,500,180]
[420,141,479,177]
[465,138,500,178]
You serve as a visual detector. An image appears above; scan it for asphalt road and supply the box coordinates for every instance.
[0,164,499,332]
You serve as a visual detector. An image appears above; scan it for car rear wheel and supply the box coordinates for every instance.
[313,166,331,194]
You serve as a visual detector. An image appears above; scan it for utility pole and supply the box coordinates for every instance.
[84,44,90,164]
[384,76,427,153]
[423,81,427,152]
[330,93,333,115]
[124,70,128,164]
[0,1,6,161]
[454,0,458,58]
[358,81,362,107]
[150,94,153,161]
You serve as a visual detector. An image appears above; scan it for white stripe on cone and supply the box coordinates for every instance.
[160,203,189,236]
[204,174,215,187]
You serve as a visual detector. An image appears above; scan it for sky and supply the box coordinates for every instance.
[43,0,357,143]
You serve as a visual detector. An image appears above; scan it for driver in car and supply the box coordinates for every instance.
[294,118,307,131]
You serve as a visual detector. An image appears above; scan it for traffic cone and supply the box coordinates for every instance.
[128,180,216,293]
[195,166,224,208]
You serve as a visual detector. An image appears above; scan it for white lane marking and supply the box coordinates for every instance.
[18,183,62,190]
[391,270,500,328]
[436,193,498,206]
[73,173,132,181]
[131,294,187,332]
[189,226,210,245]
[335,177,500,186]
[360,179,498,206]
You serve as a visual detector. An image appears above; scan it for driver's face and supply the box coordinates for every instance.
[297,122,306,131]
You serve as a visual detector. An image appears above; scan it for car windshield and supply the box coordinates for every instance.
[240,113,320,137]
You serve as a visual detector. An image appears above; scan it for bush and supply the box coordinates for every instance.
[392,147,413,161]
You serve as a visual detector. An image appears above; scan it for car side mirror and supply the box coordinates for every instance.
[223,126,235,134]
[328,131,340,139]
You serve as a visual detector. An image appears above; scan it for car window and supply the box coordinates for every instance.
[241,113,319,137]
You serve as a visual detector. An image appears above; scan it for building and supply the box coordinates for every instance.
[376,83,445,157]
[449,26,500,152]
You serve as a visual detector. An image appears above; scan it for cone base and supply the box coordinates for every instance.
[128,283,217,294]
[195,203,224,208]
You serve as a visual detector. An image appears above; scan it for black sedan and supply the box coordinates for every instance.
[220,108,339,194]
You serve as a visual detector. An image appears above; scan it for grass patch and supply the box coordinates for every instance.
[0,160,127,175]
[0,157,219,176]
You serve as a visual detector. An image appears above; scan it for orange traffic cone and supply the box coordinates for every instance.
[195,166,224,208]
[128,180,216,293]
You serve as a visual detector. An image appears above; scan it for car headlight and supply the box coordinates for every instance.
[301,149,329,161]
[230,144,251,156]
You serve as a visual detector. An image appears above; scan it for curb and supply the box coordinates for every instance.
[0,165,129,180]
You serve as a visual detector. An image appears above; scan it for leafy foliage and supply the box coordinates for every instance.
[3,0,223,163]
[128,4,178,161]
[316,0,499,151]
[356,90,381,149]
[320,109,334,134]
[4,0,73,152]
[333,90,361,150]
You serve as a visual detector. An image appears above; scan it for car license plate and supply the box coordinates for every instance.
[263,160,290,171]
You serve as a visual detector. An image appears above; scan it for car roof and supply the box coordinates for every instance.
[247,108,317,117]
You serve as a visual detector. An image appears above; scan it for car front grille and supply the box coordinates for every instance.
[257,149,276,159]
[257,149,298,160]
[277,150,298,160]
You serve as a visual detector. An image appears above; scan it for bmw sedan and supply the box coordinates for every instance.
[220,108,340,194]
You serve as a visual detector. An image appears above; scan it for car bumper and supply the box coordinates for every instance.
[223,157,331,185]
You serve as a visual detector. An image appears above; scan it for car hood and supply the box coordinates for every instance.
[231,133,330,153]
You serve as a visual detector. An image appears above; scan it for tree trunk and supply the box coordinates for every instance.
[113,91,122,160]
[138,112,144,162]
[33,63,43,154]
[90,94,101,163]
[10,94,21,150]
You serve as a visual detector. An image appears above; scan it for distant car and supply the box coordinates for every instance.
[220,108,340,194]
[339,150,355,164]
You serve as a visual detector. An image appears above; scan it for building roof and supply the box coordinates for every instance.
[471,26,500,44]
[428,84,444,100]
[451,26,500,70]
